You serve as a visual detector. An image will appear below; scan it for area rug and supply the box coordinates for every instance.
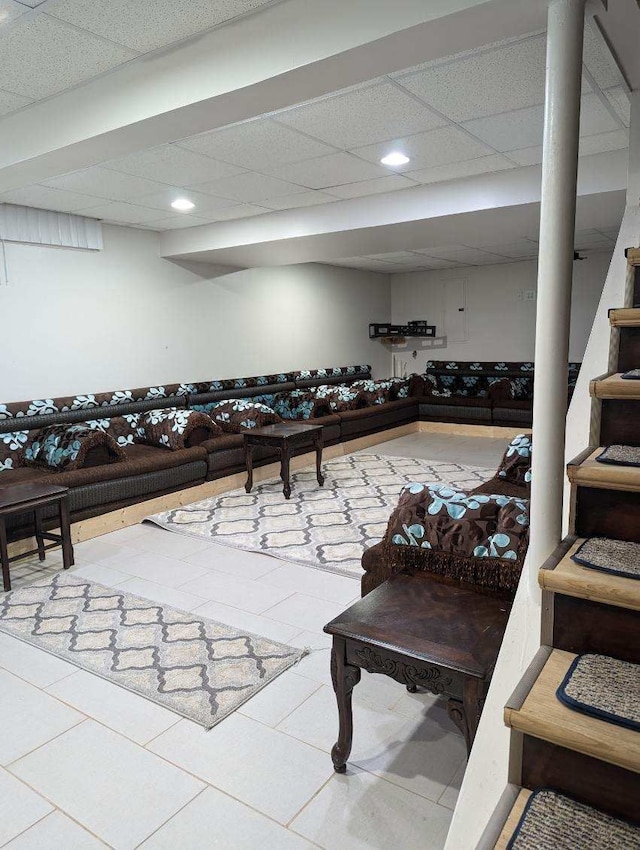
[145,453,493,578]
[0,573,305,729]
[508,789,640,849]
[556,653,640,732]
[596,445,640,466]
[572,537,640,580]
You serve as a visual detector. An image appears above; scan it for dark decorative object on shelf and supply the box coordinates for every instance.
[369,322,437,339]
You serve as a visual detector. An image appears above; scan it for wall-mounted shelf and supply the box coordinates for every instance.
[369,322,437,340]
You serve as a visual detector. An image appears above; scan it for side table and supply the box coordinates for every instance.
[243,422,324,499]
[0,482,74,592]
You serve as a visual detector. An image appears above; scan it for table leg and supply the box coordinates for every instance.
[330,637,361,773]
[34,509,46,561]
[281,443,291,499]
[58,496,74,569]
[244,439,254,494]
[446,677,486,756]
[313,431,324,487]
[0,518,10,592]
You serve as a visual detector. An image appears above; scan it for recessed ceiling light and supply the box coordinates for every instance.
[171,198,195,211]
[380,151,410,167]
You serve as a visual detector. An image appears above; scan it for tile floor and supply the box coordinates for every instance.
[0,434,506,850]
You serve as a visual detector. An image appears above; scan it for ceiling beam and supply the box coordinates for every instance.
[0,0,548,192]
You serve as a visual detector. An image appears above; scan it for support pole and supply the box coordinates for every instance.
[529,0,586,577]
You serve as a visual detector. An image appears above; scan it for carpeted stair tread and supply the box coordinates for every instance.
[494,789,532,850]
[504,649,640,773]
[557,653,640,732]
[572,537,640,581]
[567,448,640,492]
[539,539,640,611]
[610,307,640,327]
[497,788,640,849]
[590,373,640,399]
[597,445,640,467]
[621,369,640,380]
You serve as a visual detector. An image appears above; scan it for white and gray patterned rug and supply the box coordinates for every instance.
[146,453,493,578]
[0,573,304,729]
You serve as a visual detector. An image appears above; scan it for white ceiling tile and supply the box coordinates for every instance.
[133,187,236,215]
[328,257,395,273]
[0,15,137,99]
[463,240,538,259]
[352,126,494,171]
[604,86,630,128]
[105,145,242,186]
[80,201,166,224]
[142,215,213,231]
[49,0,275,52]
[0,87,32,116]
[579,129,629,157]
[266,152,389,190]
[597,226,620,239]
[419,245,510,265]
[9,0,46,6]
[579,92,620,136]
[406,153,516,185]
[44,167,167,202]
[0,184,104,213]
[276,82,447,150]
[582,24,621,90]
[574,228,616,250]
[504,146,543,166]
[176,119,335,171]
[396,36,547,122]
[260,191,339,211]
[461,104,544,151]
[209,203,270,221]
[0,0,28,27]
[328,175,418,199]
[405,255,461,269]
[189,172,305,202]
[368,252,426,265]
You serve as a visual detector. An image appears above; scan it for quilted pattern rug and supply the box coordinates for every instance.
[146,453,493,578]
[572,537,640,580]
[557,653,640,732]
[0,574,304,729]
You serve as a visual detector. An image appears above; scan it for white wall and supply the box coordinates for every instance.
[0,224,391,402]
[391,250,612,365]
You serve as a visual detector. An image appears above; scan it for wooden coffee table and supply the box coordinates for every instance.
[0,482,74,592]
[324,571,512,771]
[243,422,324,499]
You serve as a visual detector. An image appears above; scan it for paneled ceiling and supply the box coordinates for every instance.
[322,226,619,274]
[0,9,630,232]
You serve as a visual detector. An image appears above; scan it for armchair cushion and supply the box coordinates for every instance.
[137,408,221,450]
[497,433,532,486]
[194,399,283,434]
[22,423,125,471]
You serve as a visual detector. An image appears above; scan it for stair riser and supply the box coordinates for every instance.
[600,399,640,446]
[520,736,640,822]
[634,265,640,308]
[574,486,640,542]
[617,326,640,372]
[552,594,640,663]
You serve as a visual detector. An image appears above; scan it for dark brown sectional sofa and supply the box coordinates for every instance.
[0,361,578,541]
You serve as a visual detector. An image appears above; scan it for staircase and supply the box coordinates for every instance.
[493,248,640,847]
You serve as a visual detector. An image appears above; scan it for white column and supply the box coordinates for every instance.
[529,0,586,576]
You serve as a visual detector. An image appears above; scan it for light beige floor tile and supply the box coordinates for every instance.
[126,525,210,559]
[70,562,133,588]
[288,630,333,651]
[238,670,320,727]
[290,767,452,850]
[259,562,360,604]
[184,544,280,580]
[139,786,316,849]
[98,551,209,588]
[11,720,204,850]
[46,670,180,745]
[97,524,149,546]
[191,599,302,644]
[114,577,208,611]
[438,759,466,811]
[0,632,76,688]
[0,670,84,764]
[0,769,53,846]
[293,646,334,686]
[148,713,333,824]
[4,809,108,848]
[179,571,293,614]
[262,593,345,633]
[72,538,139,565]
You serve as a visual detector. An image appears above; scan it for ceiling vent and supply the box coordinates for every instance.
[0,204,103,251]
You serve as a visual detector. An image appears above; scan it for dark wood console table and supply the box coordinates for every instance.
[243,422,324,500]
[0,482,74,592]
[324,572,511,771]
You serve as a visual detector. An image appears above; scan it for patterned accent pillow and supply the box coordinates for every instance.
[85,414,142,449]
[389,483,529,561]
[509,377,533,401]
[351,378,405,405]
[312,385,368,412]
[202,400,282,434]
[497,434,532,485]
[272,391,332,420]
[22,424,126,472]
[0,430,31,472]
[137,408,221,450]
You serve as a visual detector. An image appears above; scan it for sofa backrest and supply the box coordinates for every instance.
[188,382,296,406]
[425,360,535,378]
[293,365,371,389]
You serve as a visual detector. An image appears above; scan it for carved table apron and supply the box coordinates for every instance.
[324,572,510,772]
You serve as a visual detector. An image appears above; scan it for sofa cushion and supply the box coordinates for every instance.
[312,384,368,412]
[138,408,221,450]
[194,399,282,434]
[271,391,332,420]
[497,434,532,486]
[22,424,126,472]
[0,430,32,474]
[351,378,406,404]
